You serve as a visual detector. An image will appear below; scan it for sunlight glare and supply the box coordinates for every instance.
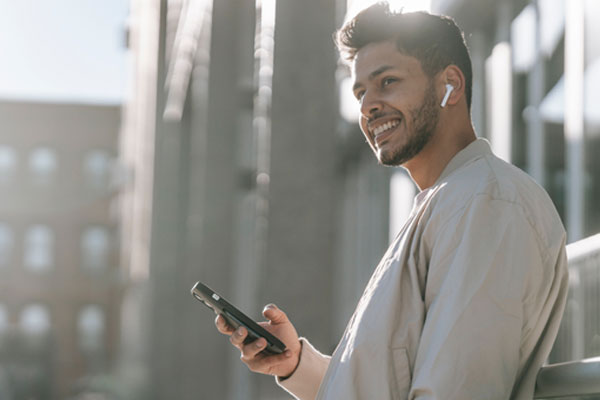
[346,0,431,20]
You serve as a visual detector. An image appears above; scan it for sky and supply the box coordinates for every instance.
[0,0,430,106]
[0,0,129,105]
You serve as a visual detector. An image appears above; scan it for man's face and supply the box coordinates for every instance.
[351,41,440,166]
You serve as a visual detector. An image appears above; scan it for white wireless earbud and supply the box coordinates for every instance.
[440,84,454,108]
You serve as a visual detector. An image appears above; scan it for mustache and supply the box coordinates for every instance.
[366,111,404,130]
[366,111,403,124]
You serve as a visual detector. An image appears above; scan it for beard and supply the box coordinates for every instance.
[378,82,440,166]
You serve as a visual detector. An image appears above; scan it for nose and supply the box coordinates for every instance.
[360,91,383,119]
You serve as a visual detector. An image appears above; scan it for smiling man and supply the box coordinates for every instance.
[353,44,440,168]
[216,3,569,399]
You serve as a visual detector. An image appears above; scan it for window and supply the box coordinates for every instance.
[0,223,14,267]
[24,225,54,271]
[0,146,18,183]
[81,227,110,271]
[29,147,58,184]
[20,304,51,336]
[78,305,105,352]
[84,150,112,190]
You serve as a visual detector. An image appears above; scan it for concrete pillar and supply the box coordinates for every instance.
[181,0,257,399]
[486,1,513,162]
[146,2,186,399]
[467,31,486,138]
[526,0,546,188]
[257,0,339,396]
[146,0,255,398]
[226,0,259,398]
[564,0,585,242]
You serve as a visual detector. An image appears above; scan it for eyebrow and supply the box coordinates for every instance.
[352,65,396,92]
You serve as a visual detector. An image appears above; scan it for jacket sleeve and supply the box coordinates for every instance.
[409,195,560,399]
[276,338,331,400]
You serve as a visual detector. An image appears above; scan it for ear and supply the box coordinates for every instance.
[439,65,465,108]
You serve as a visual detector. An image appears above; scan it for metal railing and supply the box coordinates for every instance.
[535,357,600,398]
[534,233,600,398]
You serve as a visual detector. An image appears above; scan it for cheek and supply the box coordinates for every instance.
[359,122,377,152]
[359,119,368,135]
[359,120,372,140]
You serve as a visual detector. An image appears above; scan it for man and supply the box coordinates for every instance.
[216,4,569,399]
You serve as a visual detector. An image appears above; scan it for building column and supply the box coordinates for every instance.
[526,0,546,187]
[564,0,585,242]
[486,1,513,162]
[257,0,339,396]
[468,30,486,137]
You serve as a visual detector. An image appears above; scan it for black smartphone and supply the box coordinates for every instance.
[191,281,286,355]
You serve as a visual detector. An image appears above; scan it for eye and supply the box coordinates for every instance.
[354,90,365,101]
[382,77,397,87]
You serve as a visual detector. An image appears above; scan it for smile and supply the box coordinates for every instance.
[372,119,401,137]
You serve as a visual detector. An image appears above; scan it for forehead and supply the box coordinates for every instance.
[351,41,425,84]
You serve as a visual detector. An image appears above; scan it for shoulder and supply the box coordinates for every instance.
[424,153,565,253]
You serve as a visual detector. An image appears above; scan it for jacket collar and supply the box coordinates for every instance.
[434,137,492,185]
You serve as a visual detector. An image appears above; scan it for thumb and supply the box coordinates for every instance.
[262,304,288,324]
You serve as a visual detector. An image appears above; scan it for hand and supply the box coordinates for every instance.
[215,304,302,378]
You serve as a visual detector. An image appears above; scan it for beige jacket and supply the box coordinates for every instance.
[278,139,569,399]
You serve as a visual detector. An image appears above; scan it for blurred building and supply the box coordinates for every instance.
[118,0,342,398]
[430,0,600,365]
[0,101,121,399]
[117,0,600,399]
[431,0,600,241]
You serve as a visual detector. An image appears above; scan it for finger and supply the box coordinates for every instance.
[246,349,295,373]
[215,314,234,335]
[240,337,268,362]
[262,304,289,325]
[229,326,248,348]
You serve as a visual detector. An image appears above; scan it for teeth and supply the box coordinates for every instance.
[373,119,400,136]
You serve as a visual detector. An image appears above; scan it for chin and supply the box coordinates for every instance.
[377,147,409,167]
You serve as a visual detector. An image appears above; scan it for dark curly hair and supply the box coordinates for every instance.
[335,2,473,110]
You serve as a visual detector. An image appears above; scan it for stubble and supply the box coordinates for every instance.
[379,82,440,167]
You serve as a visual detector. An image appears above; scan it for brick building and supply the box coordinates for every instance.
[0,101,121,399]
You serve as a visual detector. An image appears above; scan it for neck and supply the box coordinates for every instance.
[403,115,476,190]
